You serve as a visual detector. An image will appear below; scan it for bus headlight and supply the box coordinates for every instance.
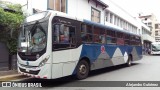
[39,56,50,67]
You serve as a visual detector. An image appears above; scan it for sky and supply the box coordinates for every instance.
[1,0,26,5]
[109,0,160,21]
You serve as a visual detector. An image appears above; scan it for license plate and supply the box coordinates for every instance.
[26,68,29,72]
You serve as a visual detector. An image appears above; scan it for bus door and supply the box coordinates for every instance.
[52,24,76,50]
[52,24,77,77]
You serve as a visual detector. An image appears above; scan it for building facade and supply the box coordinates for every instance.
[101,0,154,54]
[25,0,108,25]
[139,14,157,41]
[24,0,154,53]
[138,19,154,54]
[155,23,160,42]
[26,0,140,34]
[101,0,139,34]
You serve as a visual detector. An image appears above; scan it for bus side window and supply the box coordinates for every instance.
[100,35,106,44]
[130,35,135,45]
[106,30,116,44]
[69,26,76,44]
[116,32,124,45]
[53,24,60,43]
[81,24,87,42]
[135,36,141,46]
[59,25,69,43]
[100,28,106,44]
[124,34,130,45]
[138,36,142,46]
[52,24,76,50]
[93,27,106,44]
[93,27,101,43]
[81,24,93,43]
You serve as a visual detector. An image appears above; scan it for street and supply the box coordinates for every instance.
[2,55,160,90]
[83,55,160,81]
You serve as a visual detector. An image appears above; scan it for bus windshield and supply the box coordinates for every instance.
[18,21,48,54]
[152,44,160,51]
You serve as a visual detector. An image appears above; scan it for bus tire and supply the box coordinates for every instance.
[76,60,89,80]
[126,55,132,67]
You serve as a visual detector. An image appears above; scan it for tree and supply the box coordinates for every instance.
[0,1,25,55]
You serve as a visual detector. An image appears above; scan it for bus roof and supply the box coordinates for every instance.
[48,11,139,37]
[27,10,140,37]
[83,19,140,37]
[49,10,83,22]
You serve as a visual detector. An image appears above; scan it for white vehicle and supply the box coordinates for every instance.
[151,42,160,55]
[17,11,142,79]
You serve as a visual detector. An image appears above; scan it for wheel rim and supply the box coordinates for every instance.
[128,57,131,66]
[79,64,87,75]
[128,60,131,65]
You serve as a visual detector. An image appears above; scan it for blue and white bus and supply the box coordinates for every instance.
[17,11,143,79]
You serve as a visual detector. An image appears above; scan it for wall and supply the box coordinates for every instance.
[27,0,105,24]
[0,42,9,70]
[24,0,48,15]
[139,14,157,41]
[151,14,157,38]
[136,17,151,35]
[31,0,47,11]
[67,0,105,24]
[25,0,152,37]
[102,0,138,27]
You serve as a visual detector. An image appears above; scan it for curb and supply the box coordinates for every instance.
[0,74,24,81]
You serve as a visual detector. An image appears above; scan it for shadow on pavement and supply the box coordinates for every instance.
[21,75,77,87]
[149,54,160,56]
[20,63,140,88]
[88,63,139,78]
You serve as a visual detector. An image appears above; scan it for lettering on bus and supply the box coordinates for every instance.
[58,19,71,24]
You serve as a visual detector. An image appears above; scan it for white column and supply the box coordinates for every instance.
[108,12,110,23]
[112,15,114,24]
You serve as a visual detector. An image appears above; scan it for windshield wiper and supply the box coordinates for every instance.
[25,21,39,55]
[28,21,39,36]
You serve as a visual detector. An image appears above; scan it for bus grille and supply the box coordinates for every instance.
[20,64,38,68]
[19,67,40,75]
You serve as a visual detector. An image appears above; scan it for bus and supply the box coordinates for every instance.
[151,42,160,55]
[17,11,143,79]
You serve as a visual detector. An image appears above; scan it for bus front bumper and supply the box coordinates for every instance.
[17,63,51,79]
[151,51,160,55]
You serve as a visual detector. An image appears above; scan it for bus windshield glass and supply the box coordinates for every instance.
[152,44,160,51]
[18,21,48,54]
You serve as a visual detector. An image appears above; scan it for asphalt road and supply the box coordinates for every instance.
[83,55,160,81]
[1,55,160,90]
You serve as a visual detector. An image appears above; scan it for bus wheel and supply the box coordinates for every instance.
[76,60,89,80]
[126,56,132,67]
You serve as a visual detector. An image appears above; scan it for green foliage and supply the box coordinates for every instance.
[0,1,23,12]
[0,1,25,55]
[0,8,24,30]
[7,38,17,55]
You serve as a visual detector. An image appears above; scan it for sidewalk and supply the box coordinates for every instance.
[0,70,23,81]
